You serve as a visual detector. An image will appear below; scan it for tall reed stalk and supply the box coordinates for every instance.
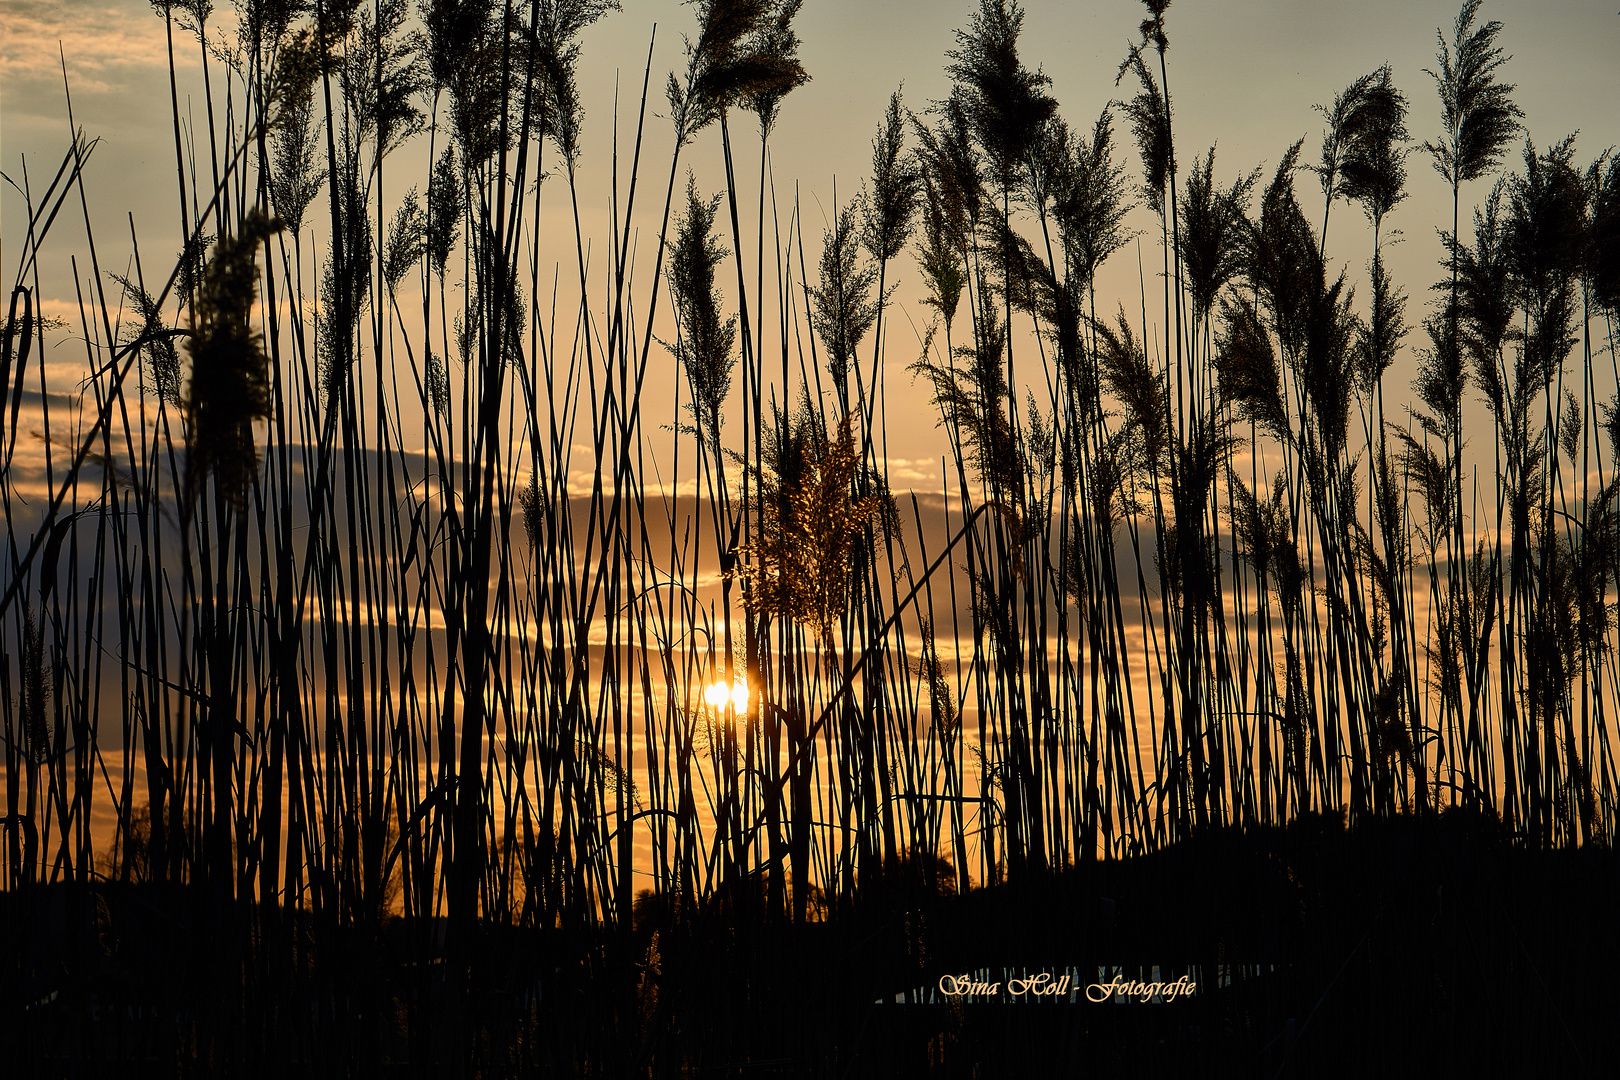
[2,0,1617,1070]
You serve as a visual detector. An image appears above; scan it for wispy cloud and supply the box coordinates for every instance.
[1,0,174,103]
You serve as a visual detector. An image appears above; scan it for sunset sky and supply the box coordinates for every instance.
[6,15,1620,1069]
[5,0,1618,475]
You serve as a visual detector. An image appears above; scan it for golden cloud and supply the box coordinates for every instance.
[1,0,177,99]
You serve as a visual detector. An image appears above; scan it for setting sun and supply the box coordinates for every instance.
[703,680,750,711]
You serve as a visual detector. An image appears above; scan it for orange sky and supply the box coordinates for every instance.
[4,0,1618,886]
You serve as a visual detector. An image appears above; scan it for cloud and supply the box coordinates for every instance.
[0,0,175,103]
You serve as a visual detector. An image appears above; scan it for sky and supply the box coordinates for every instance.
[5,1,1619,466]
[4,1,1618,737]
[4,0,1618,705]
[3,0,1618,886]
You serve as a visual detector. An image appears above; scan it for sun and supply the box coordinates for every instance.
[703,680,750,711]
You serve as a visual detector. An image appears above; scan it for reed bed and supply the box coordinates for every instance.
[2,0,1617,1072]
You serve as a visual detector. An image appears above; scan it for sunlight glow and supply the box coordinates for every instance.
[703,680,749,712]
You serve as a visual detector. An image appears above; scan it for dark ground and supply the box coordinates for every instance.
[5,807,1616,1077]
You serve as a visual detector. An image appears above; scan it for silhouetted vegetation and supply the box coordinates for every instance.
[2,0,1616,1073]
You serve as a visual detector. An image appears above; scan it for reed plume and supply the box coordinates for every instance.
[668,174,738,446]
[182,209,282,513]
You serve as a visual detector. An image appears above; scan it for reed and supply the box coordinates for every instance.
[2,0,1616,1072]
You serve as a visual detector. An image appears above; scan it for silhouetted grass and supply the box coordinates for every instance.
[2,0,1617,1073]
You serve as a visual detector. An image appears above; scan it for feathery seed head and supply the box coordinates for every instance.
[1179,145,1260,321]
[111,274,184,408]
[1055,110,1136,291]
[428,146,461,277]
[267,59,327,234]
[383,188,426,294]
[1115,47,1172,215]
[946,0,1058,188]
[183,209,283,515]
[671,0,807,147]
[743,0,809,135]
[1589,154,1620,315]
[1317,64,1411,228]
[915,177,968,331]
[1215,301,1290,444]
[1423,0,1523,188]
[1247,140,1322,362]
[668,174,737,444]
[533,0,621,163]
[861,88,923,265]
[810,203,881,403]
